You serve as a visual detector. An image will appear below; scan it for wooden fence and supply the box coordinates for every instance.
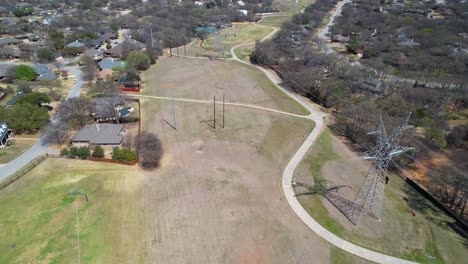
[89,157,138,166]
[0,154,48,191]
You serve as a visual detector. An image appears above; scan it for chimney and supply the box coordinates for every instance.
[96,124,100,131]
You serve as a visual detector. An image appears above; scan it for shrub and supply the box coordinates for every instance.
[120,116,140,123]
[77,146,90,159]
[60,148,69,157]
[69,147,79,157]
[112,147,137,161]
[136,132,163,170]
[92,145,105,158]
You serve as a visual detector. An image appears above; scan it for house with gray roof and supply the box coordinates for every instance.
[84,49,104,61]
[0,64,16,81]
[65,40,85,48]
[98,58,123,70]
[0,37,21,47]
[33,64,57,81]
[71,124,124,146]
[0,122,12,148]
[104,39,146,58]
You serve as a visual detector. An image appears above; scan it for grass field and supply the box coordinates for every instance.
[0,102,345,263]
[142,56,309,115]
[203,23,274,54]
[293,129,468,264]
[259,15,292,28]
[234,43,255,62]
[0,160,144,263]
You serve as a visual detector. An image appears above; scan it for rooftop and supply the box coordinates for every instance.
[98,58,124,70]
[0,122,9,141]
[71,124,124,145]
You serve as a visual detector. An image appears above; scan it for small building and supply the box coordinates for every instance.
[71,124,124,146]
[0,122,12,148]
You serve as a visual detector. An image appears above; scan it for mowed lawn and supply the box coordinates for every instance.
[203,23,274,53]
[259,15,292,28]
[293,129,468,264]
[0,159,144,264]
[142,57,309,115]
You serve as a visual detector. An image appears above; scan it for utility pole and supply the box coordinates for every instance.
[213,96,216,129]
[222,95,225,128]
[172,88,177,129]
[184,43,187,58]
[150,29,154,48]
[76,203,81,264]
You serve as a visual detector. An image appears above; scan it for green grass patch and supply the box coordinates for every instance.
[0,159,143,263]
[259,15,291,28]
[204,23,274,52]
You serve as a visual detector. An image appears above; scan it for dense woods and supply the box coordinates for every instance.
[251,0,468,219]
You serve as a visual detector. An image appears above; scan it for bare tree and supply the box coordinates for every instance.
[56,97,92,128]
[81,56,98,84]
[41,122,69,145]
[135,132,163,170]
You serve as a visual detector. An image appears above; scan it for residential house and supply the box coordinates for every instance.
[0,37,21,47]
[104,39,146,58]
[33,64,57,81]
[71,123,125,146]
[91,97,126,123]
[0,122,12,148]
[65,40,85,48]
[0,48,21,59]
[98,58,124,70]
[84,49,104,61]
[0,64,16,82]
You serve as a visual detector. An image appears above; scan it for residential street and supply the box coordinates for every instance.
[0,64,83,180]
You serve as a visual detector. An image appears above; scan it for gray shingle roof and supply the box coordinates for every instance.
[98,58,123,70]
[72,124,124,145]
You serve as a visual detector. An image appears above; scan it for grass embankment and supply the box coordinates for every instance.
[0,159,143,263]
[294,129,468,263]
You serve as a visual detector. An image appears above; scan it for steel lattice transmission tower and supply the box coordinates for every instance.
[344,113,413,224]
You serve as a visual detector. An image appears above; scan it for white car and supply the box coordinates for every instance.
[73,79,78,84]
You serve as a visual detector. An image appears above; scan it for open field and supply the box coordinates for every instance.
[203,23,274,53]
[293,129,468,264]
[0,99,354,263]
[182,39,223,58]
[259,15,292,28]
[0,159,144,263]
[142,57,309,115]
[0,137,38,164]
